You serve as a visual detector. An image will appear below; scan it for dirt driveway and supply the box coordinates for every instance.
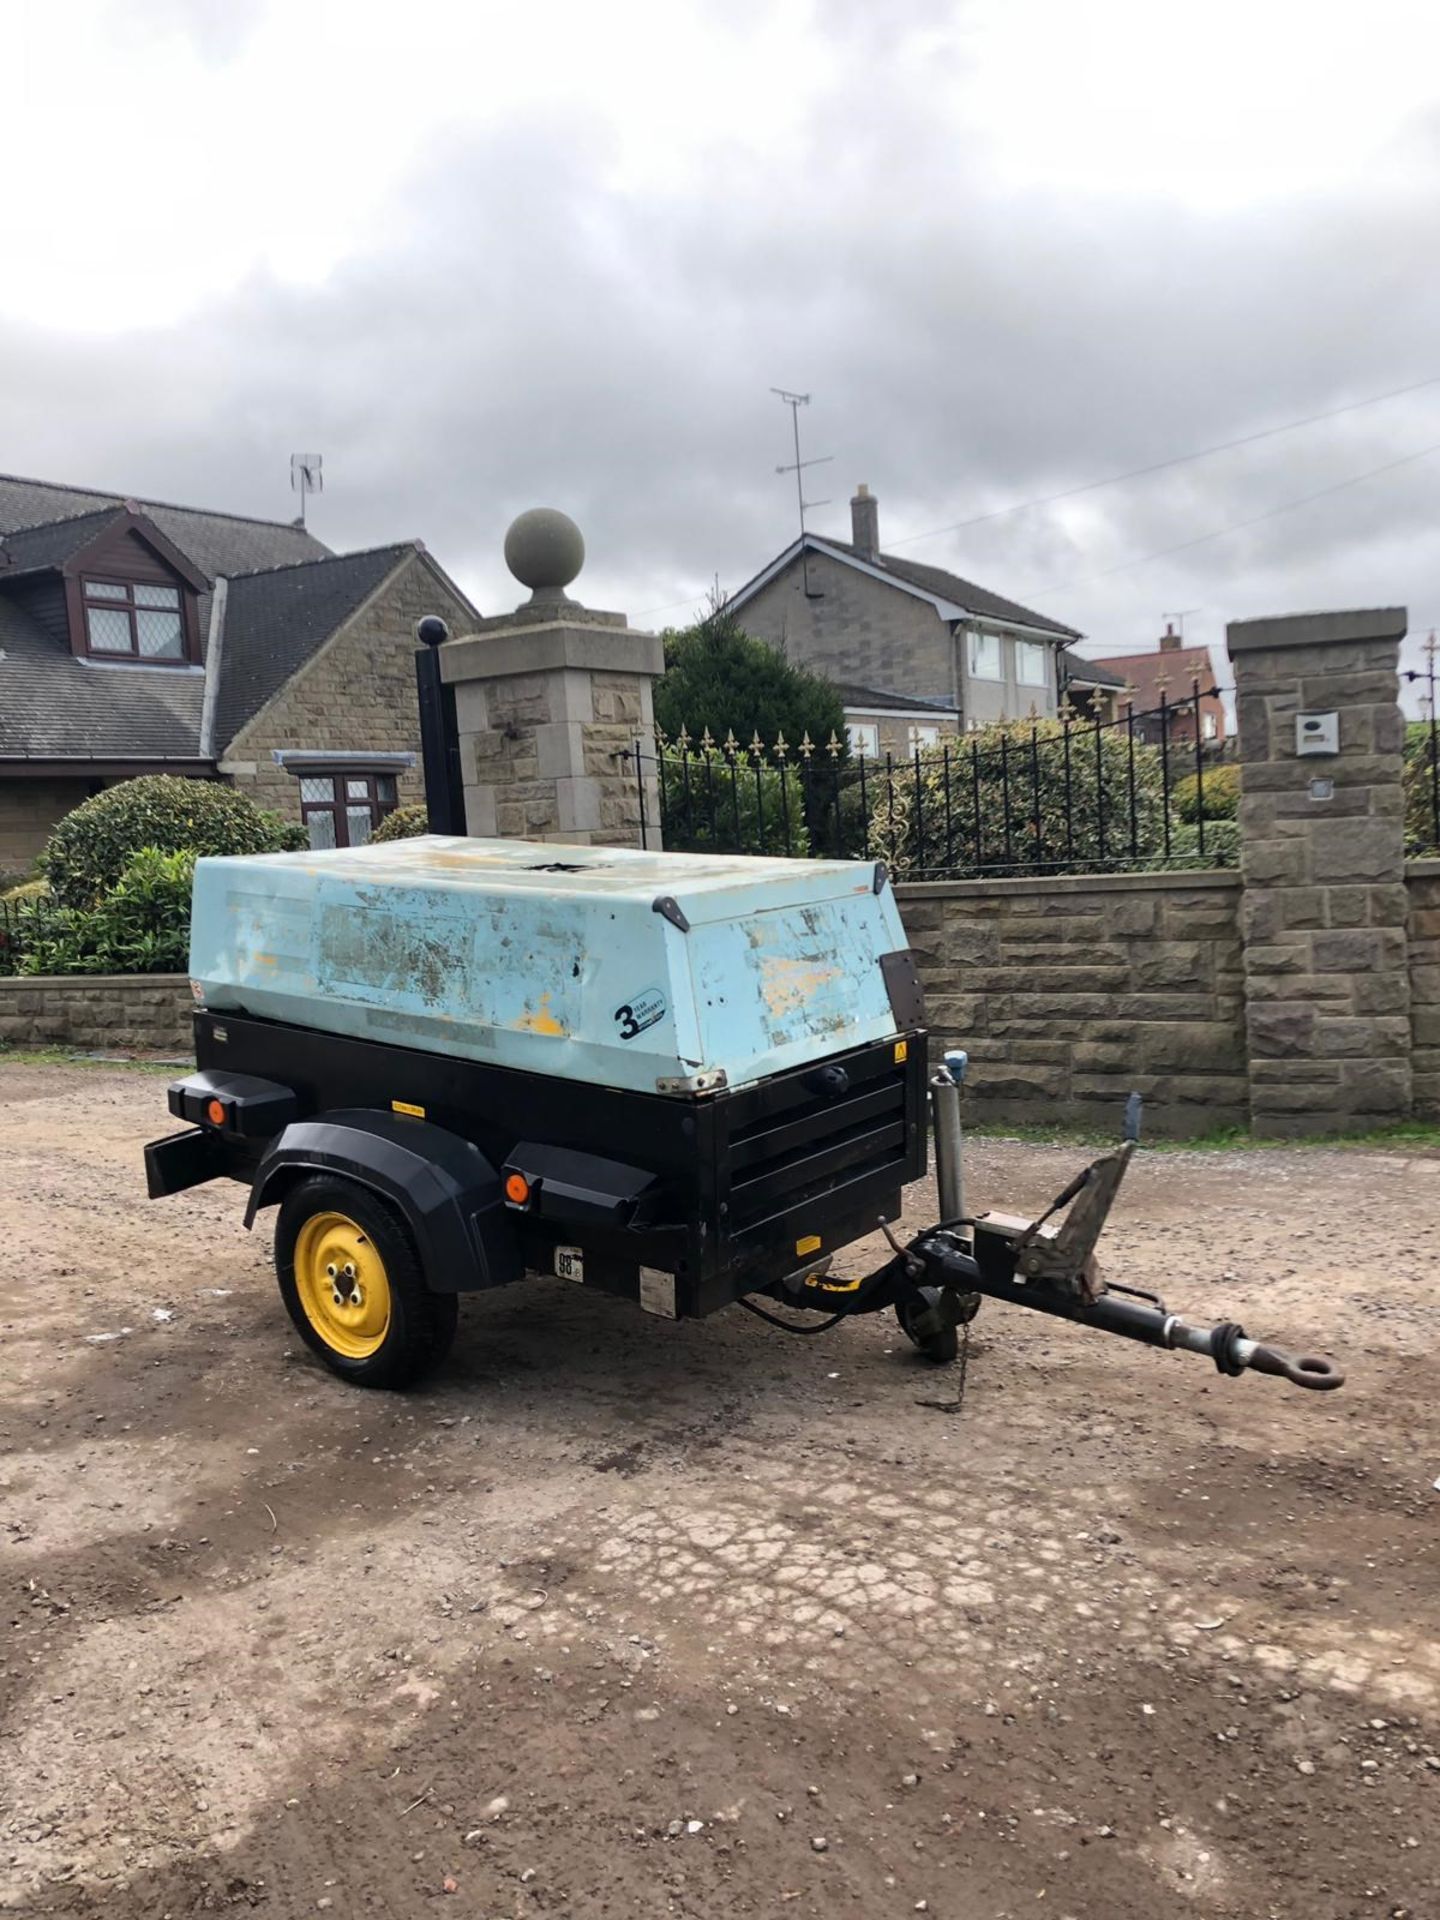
[1,1060,1437,1919]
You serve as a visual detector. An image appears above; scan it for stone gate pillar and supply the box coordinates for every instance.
[1227,607,1410,1134]
[438,510,663,847]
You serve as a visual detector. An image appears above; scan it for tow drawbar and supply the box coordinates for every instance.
[904,1224,1344,1390]
[894,1078,1346,1391]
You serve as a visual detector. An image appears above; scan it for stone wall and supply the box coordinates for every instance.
[896,861,1438,1134]
[0,974,191,1053]
[1409,859,1440,1119]
[221,553,475,820]
[898,871,1248,1134]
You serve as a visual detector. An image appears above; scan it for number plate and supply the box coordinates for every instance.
[554,1246,584,1283]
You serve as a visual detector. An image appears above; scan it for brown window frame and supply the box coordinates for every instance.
[77,574,196,665]
[298,770,401,849]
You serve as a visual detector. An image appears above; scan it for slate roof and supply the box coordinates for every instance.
[1058,648,1126,689]
[0,470,476,769]
[0,591,207,761]
[807,535,1082,641]
[835,681,960,714]
[0,508,124,577]
[0,538,419,763]
[215,545,417,745]
[0,472,329,578]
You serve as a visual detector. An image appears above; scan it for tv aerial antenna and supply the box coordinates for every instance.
[290,453,323,529]
[1162,607,1202,637]
[771,389,831,596]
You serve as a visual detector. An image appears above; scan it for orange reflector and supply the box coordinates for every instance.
[504,1172,531,1206]
[205,1098,227,1127]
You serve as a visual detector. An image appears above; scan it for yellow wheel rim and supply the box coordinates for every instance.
[293,1210,392,1360]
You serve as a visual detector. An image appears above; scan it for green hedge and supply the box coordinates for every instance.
[10,849,196,975]
[1172,762,1240,823]
[41,775,305,908]
[371,803,430,843]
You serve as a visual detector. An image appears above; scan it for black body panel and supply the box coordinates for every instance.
[183,1009,927,1317]
[168,1069,299,1139]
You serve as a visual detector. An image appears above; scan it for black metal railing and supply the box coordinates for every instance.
[1403,642,1440,857]
[628,680,1242,878]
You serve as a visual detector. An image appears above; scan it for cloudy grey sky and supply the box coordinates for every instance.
[4,0,1439,706]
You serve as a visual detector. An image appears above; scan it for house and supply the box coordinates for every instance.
[0,472,477,874]
[1058,648,1127,723]
[830,683,961,761]
[1086,625,1226,747]
[728,485,1083,752]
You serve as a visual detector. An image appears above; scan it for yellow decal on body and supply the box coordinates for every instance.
[894,1039,909,1063]
[795,1234,822,1257]
[392,1100,426,1118]
[515,992,567,1036]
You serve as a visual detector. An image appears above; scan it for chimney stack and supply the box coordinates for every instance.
[851,483,880,560]
[1159,621,1182,652]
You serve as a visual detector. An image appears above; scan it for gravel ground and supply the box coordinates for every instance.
[1,1059,1437,1919]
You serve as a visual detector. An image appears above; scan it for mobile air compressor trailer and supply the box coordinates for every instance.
[146,836,1341,1397]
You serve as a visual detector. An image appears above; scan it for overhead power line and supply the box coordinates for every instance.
[1019,436,1440,602]
[634,372,1440,621]
[885,372,1440,552]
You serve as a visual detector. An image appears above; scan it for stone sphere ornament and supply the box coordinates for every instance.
[503,508,585,601]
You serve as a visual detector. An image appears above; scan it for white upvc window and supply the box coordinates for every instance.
[968,629,1002,681]
[1202,709,1219,741]
[1016,639,1049,688]
[847,720,880,758]
[906,723,941,753]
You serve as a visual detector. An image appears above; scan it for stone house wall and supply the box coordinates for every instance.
[0,778,96,878]
[221,553,475,820]
[739,549,957,707]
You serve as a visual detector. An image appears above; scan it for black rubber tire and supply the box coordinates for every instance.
[895,1284,978,1363]
[275,1174,458,1389]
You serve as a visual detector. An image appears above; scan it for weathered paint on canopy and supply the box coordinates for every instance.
[188,836,910,1095]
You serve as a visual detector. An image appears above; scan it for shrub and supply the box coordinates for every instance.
[371,804,430,843]
[1157,820,1241,869]
[1172,761,1240,823]
[15,848,196,976]
[858,717,1168,878]
[258,811,309,853]
[655,599,847,757]
[41,776,304,907]
[659,753,811,857]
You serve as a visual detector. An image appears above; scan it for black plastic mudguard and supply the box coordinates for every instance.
[245,1108,522,1293]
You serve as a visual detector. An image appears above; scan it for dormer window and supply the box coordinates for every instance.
[82,577,186,660]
